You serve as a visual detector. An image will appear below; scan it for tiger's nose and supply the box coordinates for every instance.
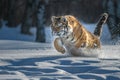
[58,23,62,27]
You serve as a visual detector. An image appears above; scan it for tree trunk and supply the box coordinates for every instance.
[36,0,48,42]
[104,0,120,39]
[1,0,9,20]
[21,0,33,35]
[116,0,120,35]
[0,20,2,28]
[7,0,17,27]
[0,0,3,28]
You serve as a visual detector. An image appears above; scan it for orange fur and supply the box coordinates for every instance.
[51,14,108,54]
[54,38,65,54]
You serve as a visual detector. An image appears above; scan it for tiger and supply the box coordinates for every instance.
[51,13,108,55]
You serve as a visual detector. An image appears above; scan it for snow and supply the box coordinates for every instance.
[0,40,120,80]
[0,24,36,42]
[0,21,120,79]
[0,20,53,43]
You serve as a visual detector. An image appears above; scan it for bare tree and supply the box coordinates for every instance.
[0,19,1,28]
[103,0,120,39]
[116,0,120,37]
[21,0,33,35]
[0,0,3,28]
[7,0,17,27]
[35,0,48,42]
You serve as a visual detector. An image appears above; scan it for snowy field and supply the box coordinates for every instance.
[0,21,120,80]
[0,40,120,80]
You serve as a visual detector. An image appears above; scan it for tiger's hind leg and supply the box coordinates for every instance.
[54,38,65,54]
[94,13,108,38]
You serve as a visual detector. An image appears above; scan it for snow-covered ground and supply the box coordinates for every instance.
[0,40,120,80]
[0,21,120,80]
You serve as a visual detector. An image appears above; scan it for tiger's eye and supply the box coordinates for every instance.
[61,17,67,22]
[56,18,61,21]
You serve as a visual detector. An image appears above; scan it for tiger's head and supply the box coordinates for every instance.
[51,16,73,37]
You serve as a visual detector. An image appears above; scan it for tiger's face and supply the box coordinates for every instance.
[51,16,72,37]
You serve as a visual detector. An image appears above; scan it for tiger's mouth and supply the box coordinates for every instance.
[53,29,68,37]
[57,30,68,37]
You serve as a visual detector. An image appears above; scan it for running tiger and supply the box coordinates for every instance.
[51,13,108,54]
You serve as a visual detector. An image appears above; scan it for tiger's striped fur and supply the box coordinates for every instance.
[51,13,108,54]
[94,13,108,38]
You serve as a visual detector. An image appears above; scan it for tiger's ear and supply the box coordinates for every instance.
[51,16,56,22]
[61,17,67,22]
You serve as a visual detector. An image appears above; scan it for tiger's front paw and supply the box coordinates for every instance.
[60,48,65,54]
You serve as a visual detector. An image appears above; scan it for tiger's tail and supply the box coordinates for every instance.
[94,13,108,38]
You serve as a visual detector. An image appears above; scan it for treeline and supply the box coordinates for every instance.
[0,0,103,25]
[0,0,119,42]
